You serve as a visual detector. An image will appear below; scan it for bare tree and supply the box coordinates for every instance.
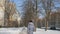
[22,0,35,26]
[4,0,10,26]
[4,0,16,27]
[40,0,54,31]
[21,0,41,31]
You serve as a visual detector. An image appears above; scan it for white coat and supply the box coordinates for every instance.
[27,22,35,34]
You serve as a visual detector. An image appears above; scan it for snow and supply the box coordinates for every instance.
[0,28,21,34]
[0,27,60,34]
[34,28,60,34]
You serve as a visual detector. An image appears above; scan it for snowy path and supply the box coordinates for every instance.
[0,27,60,34]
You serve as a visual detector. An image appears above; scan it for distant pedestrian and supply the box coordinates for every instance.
[27,20,35,34]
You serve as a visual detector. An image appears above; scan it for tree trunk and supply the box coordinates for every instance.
[45,19,48,31]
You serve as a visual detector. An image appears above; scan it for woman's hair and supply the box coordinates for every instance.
[29,20,32,22]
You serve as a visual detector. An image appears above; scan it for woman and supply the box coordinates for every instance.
[27,20,35,34]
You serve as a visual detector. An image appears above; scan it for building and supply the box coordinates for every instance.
[0,0,5,26]
[0,0,20,27]
[49,12,60,28]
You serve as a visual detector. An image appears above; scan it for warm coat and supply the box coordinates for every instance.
[27,22,35,34]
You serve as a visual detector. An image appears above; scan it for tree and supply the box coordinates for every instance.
[21,0,41,31]
[4,0,16,27]
[4,0,10,26]
[40,0,54,31]
[22,0,35,26]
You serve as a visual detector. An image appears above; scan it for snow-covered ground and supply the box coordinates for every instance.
[0,27,27,34]
[0,27,60,34]
[34,28,60,34]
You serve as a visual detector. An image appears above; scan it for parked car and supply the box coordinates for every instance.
[50,25,56,30]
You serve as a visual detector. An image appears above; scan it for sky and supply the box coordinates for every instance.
[12,0,60,10]
[11,0,60,18]
[12,0,24,12]
[10,0,25,17]
[12,0,60,12]
[13,0,24,10]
